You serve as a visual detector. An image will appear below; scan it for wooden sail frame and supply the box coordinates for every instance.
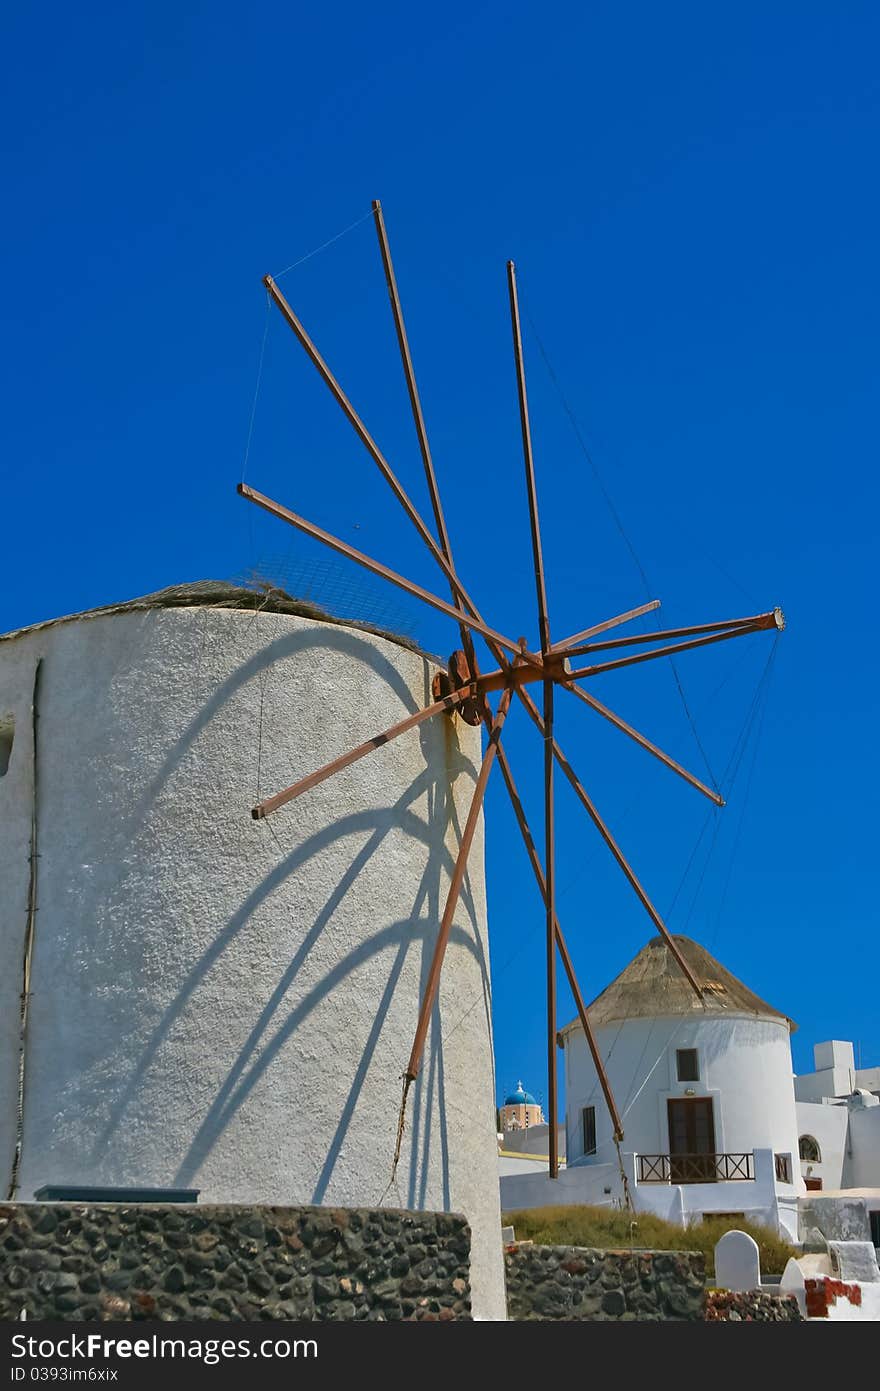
[238,200,785,1175]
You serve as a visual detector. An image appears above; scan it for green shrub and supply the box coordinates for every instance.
[501,1204,796,1276]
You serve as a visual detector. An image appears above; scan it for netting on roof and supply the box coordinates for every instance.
[0,579,426,654]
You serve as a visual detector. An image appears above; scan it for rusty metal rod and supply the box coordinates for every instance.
[560,608,782,660]
[514,685,704,1000]
[548,599,661,654]
[564,684,724,806]
[263,271,493,635]
[494,742,624,1140]
[251,677,490,820]
[405,687,513,1082]
[237,482,533,661]
[567,622,767,682]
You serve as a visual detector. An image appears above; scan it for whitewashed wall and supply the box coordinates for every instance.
[844,1105,880,1189]
[0,604,505,1318]
[795,1040,857,1102]
[795,1100,850,1189]
[499,1148,793,1236]
[564,1013,803,1184]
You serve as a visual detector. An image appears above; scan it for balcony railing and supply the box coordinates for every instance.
[636,1152,755,1184]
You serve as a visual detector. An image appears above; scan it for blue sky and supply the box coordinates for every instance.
[2,2,877,1111]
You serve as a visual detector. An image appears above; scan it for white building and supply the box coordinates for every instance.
[500,934,879,1246]
[0,582,507,1319]
[794,1040,880,1241]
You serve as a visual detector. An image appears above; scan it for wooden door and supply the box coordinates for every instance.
[667,1098,716,1182]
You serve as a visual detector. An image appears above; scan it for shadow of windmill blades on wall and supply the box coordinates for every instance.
[83,615,433,883]
[171,918,485,1199]
[95,760,447,1155]
[171,748,488,1204]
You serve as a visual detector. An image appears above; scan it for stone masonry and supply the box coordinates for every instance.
[0,1204,472,1321]
[504,1243,705,1320]
[704,1289,803,1321]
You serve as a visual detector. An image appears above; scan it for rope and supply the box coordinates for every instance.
[709,639,779,948]
[272,208,374,280]
[619,1017,658,1115]
[679,811,725,933]
[614,1135,634,1212]
[719,637,779,790]
[665,806,717,919]
[666,634,781,923]
[241,291,271,485]
[375,1073,413,1207]
[392,1073,411,1174]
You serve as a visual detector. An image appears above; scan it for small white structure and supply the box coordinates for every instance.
[828,1241,880,1283]
[795,1040,880,1221]
[501,934,804,1238]
[500,937,880,1251]
[780,1256,808,1316]
[714,1229,761,1292]
[0,583,506,1318]
[795,1039,880,1104]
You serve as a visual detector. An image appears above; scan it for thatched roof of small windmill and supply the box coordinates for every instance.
[563,934,796,1035]
[0,580,424,654]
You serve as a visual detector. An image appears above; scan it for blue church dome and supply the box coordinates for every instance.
[504,1081,537,1106]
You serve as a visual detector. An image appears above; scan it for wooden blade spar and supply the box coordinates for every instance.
[564,684,724,807]
[548,599,662,654]
[371,204,454,572]
[252,657,599,823]
[558,608,783,661]
[237,482,537,662]
[404,686,514,1085]
[371,199,480,685]
[262,272,484,627]
[507,262,551,656]
[567,616,783,682]
[369,213,626,1152]
[494,741,624,1141]
[514,684,705,1000]
[507,258,558,1179]
[251,678,487,820]
[542,673,559,1177]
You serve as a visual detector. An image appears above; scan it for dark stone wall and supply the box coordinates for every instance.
[705,1289,803,1321]
[504,1243,705,1321]
[0,1204,472,1321]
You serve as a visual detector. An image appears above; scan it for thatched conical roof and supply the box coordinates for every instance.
[565,934,795,1035]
